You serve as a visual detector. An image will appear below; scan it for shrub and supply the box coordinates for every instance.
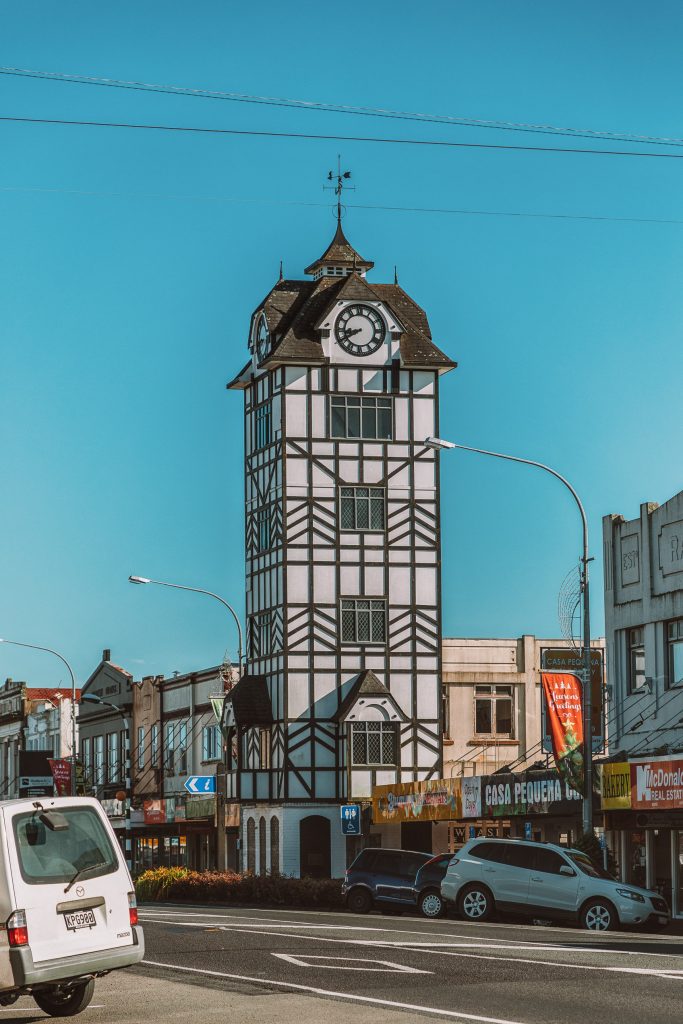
[135,868,343,908]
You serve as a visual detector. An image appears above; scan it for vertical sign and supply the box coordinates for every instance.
[340,804,361,836]
[541,648,604,752]
[541,672,584,795]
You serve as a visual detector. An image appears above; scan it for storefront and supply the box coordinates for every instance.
[602,756,683,917]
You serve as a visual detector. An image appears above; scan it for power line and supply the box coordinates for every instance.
[2,183,682,228]
[2,64,682,149]
[3,114,683,163]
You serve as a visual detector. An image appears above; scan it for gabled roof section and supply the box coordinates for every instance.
[371,284,456,370]
[334,669,408,723]
[263,275,344,366]
[304,223,374,276]
[223,674,273,727]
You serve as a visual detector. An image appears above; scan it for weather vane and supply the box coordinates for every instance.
[324,156,354,225]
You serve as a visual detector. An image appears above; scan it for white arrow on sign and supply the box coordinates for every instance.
[272,954,431,974]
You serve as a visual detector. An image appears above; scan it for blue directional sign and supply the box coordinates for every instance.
[340,804,361,836]
[184,775,216,795]
[524,821,532,840]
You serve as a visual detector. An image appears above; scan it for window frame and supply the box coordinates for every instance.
[628,627,646,694]
[350,721,397,767]
[339,485,386,532]
[255,507,271,552]
[329,395,393,441]
[341,598,387,645]
[202,724,221,762]
[137,726,145,771]
[254,400,273,451]
[473,685,515,739]
[666,619,683,689]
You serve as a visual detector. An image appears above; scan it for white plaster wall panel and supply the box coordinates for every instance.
[415,567,437,605]
[387,466,411,488]
[241,776,253,799]
[374,770,394,787]
[339,459,360,483]
[339,442,359,459]
[417,740,439,766]
[364,566,385,595]
[412,397,434,442]
[256,773,269,799]
[313,673,337,718]
[313,743,336,768]
[337,369,357,392]
[313,655,337,669]
[287,565,309,603]
[415,549,437,564]
[313,564,336,603]
[312,464,335,490]
[416,656,439,671]
[388,674,412,716]
[287,676,310,719]
[315,773,335,797]
[310,395,326,433]
[312,442,334,457]
[289,741,311,767]
[314,548,336,562]
[414,459,435,490]
[394,398,409,441]
[286,457,308,489]
[364,655,387,673]
[364,548,385,563]
[417,682,438,720]
[361,460,383,484]
[363,444,383,459]
[340,654,363,671]
[341,531,360,547]
[388,566,412,601]
[340,564,360,594]
[362,370,384,392]
[285,366,308,390]
[288,775,311,799]
[351,769,372,799]
[390,656,413,670]
[287,548,309,562]
[412,371,435,394]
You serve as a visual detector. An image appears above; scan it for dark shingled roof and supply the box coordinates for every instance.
[334,669,408,723]
[304,222,373,276]
[224,674,273,727]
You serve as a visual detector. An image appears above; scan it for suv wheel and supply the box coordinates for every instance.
[580,899,617,932]
[346,888,373,914]
[459,884,494,922]
[419,889,445,919]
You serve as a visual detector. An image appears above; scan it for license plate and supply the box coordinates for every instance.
[63,909,96,931]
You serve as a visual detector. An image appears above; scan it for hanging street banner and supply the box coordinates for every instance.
[372,777,462,823]
[541,671,584,795]
[482,769,583,818]
[600,762,632,810]
[541,648,604,752]
[47,758,72,796]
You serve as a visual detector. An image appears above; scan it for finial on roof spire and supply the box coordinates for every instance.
[394,266,398,285]
[325,155,354,226]
[278,259,283,281]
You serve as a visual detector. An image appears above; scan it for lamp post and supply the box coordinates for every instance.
[424,436,594,835]
[81,693,132,874]
[0,638,78,797]
[128,576,244,674]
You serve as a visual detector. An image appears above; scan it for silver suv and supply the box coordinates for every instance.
[441,838,670,932]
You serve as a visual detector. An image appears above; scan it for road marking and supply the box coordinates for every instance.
[140,918,683,978]
[142,959,529,1023]
[272,952,432,973]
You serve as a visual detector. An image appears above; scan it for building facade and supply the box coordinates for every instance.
[602,489,683,914]
[226,216,455,876]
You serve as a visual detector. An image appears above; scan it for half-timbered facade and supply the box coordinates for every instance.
[227,218,455,876]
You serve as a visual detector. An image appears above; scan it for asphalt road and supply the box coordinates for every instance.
[4,905,683,1023]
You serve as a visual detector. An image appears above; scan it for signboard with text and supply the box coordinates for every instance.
[482,769,583,818]
[372,777,462,823]
[541,648,604,753]
[600,762,631,810]
[631,758,683,810]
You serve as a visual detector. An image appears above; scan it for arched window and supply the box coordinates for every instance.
[270,817,280,875]
[246,818,256,874]
[259,816,267,876]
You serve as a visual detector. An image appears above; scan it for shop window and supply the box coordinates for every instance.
[666,620,683,688]
[350,722,396,766]
[628,628,646,693]
[474,685,514,738]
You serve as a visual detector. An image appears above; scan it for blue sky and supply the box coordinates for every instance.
[1,1,682,686]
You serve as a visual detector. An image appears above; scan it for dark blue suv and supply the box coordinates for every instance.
[343,848,452,917]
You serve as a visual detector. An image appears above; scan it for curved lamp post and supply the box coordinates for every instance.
[424,436,594,834]
[128,576,244,674]
[0,638,78,796]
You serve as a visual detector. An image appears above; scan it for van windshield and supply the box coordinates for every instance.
[13,807,119,885]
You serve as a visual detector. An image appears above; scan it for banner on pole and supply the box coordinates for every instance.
[47,759,71,796]
[541,672,584,795]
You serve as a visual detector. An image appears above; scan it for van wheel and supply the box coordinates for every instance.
[346,888,372,914]
[33,979,95,1017]
[419,889,445,919]
[580,899,618,932]
[458,884,494,922]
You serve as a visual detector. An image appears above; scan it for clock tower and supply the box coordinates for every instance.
[226,207,455,877]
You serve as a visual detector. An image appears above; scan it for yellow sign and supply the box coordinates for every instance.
[600,762,631,810]
[372,777,462,823]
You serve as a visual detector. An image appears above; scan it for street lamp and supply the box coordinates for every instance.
[81,693,132,874]
[128,576,244,674]
[0,638,79,797]
[424,435,594,834]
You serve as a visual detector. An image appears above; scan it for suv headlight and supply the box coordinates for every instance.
[616,888,645,903]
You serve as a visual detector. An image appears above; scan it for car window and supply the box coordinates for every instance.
[502,844,536,869]
[469,842,508,863]
[534,849,571,875]
[568,851,615,881]
[13,807,118,885]
[400,852,431,878]
[353,849,378,871]
[374,851,403,874]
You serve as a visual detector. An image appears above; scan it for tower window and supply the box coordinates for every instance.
[341,599,386,643]
[254,401,272,450]
[350,722,396,766]
[330,396,392,440]
[255,508,271,552]
[249,613,272,659]
[340,486,385,531]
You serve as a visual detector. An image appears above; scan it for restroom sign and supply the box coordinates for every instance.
[340,804,361,835]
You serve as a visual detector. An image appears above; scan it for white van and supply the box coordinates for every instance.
[0,796,144,1016]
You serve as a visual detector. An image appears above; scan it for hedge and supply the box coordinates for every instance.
[135,867,344,908]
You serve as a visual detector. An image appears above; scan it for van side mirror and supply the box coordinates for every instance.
[559,864,576,876]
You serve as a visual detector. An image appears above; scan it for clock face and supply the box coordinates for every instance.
[255,316,269,361]
[335,304,386,356]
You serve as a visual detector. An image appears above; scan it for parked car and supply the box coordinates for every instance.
[0,796,144,1016]
[413,853,454,918]
[342,848,432,914]
[441,838,670,932]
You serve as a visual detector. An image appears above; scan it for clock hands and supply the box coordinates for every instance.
[344,327,363,338]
